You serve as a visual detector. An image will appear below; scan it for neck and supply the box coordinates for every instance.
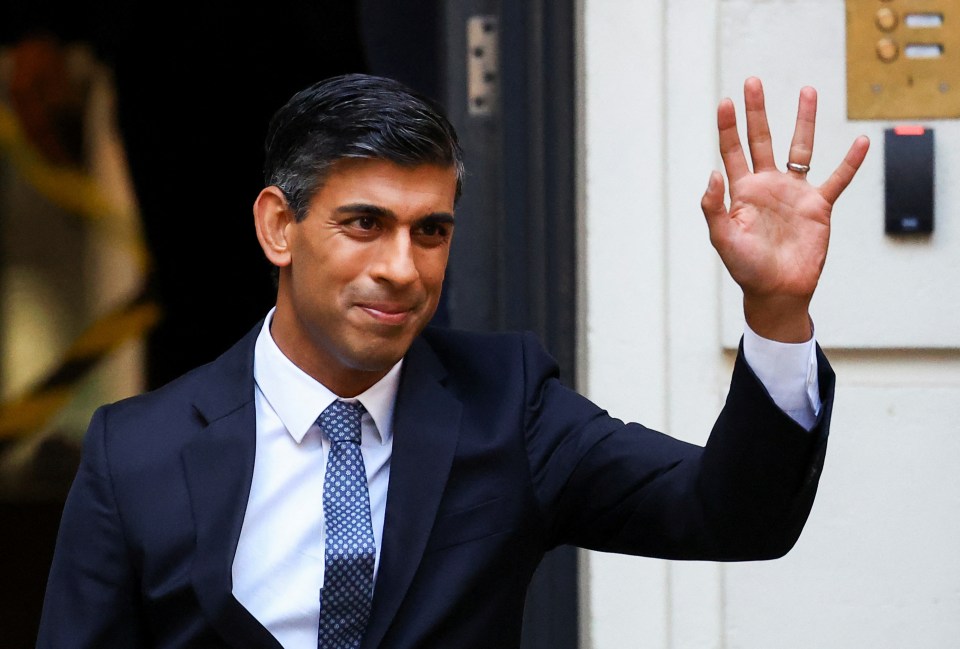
[268,305,391,398]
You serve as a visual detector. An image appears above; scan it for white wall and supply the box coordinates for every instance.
[578,1,960,647]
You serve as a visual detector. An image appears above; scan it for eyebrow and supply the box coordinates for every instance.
[335,203,393,218]
[335,203,455,225]
[417,212,456,226]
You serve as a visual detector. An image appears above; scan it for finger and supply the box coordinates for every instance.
[717,98,750,184]
[743,77,777,171]
[787,86,817,177]
[819,135,870,205]
[701,170,728,224]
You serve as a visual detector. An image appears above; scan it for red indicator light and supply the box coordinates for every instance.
[894,125,926,136]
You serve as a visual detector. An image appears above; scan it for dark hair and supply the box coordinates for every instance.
[263,73,464,221]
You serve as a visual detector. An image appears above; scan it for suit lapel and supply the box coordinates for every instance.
[180,323,283,649]
[362,336,463,649]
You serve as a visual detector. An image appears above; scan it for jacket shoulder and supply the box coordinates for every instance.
[92,321,259,448]
[417,327,559,380]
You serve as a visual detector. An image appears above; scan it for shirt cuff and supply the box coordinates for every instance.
[742,322,821,431]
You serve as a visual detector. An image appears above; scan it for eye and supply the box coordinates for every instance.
[355,216,378,230]
[418,222,448,237]
[414,222,452,248]
[342,214,382,237]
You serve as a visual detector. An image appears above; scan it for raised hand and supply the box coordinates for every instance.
[700,77,870,342]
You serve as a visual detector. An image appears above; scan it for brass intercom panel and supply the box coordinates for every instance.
[847,0,959,119]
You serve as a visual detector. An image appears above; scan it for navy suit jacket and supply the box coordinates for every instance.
[38,323,833,648]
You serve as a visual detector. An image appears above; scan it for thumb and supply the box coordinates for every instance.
[700,170,727,223]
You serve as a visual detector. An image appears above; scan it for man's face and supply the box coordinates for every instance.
[271,158,457,395]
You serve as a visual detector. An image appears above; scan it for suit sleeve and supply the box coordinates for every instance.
[37,406,146,648]
[522,332,832,561]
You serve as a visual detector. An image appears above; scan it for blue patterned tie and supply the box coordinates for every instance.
[317,400,375,649]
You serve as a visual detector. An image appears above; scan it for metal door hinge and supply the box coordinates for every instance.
[467,15,499,116]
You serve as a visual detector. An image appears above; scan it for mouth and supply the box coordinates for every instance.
[356,302,417,326]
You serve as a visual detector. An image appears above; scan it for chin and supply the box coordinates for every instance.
[346,344,408,373]
[339,320,428,371]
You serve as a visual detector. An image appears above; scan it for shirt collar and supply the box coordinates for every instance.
[253,309,402,445]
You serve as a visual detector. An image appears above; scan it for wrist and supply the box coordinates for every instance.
[743,294,812,343]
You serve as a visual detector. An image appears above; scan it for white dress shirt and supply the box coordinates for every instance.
[232,310,400,649]
[232,309,820,648]
[742,322,821,430]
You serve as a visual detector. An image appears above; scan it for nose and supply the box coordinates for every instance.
[371,232,419,287]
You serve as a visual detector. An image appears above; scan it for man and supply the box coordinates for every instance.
[38,74,869,648]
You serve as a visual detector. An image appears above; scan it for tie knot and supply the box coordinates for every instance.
[318,400,366,444]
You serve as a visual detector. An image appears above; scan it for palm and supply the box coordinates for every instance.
[719,171,831,299]
[701,78,869,340]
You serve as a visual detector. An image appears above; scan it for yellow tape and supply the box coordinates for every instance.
[69,302,162,360]
[0,388,74,439]
[0,90,160,440]
[0,103,151,272]
[0,299,162,440]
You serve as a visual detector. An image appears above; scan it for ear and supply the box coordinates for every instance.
[253,186,294,268]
